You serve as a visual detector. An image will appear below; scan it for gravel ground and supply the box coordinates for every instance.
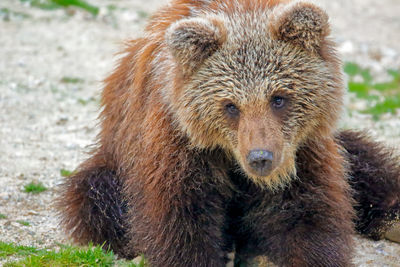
[0,0,399,266]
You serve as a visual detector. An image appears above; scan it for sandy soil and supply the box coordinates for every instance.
[0,0,399,266]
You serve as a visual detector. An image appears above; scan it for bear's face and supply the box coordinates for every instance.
[166,2,343,188]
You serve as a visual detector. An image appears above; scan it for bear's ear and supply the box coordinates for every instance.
[269,2,330,53]
[166,17,226,76]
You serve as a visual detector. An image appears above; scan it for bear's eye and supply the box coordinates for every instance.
[271,96,285,109]
[225,103,240,117]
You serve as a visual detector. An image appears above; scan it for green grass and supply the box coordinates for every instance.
[60,76,84,84]
[60,169,73,177]
[136,10,149,19]
[0,214,7,219]
[0,242,39,258]
[344,62,400,119]
[364,94,400,120]
[3,243,113,267]
[78,98,89,105]
[21,0,99,16]
[0,241,146,267]
[21,0,60,10]
[77,96,97,105]
[0,8,30,21]
[23,182,47,194]
[16,220,30,226]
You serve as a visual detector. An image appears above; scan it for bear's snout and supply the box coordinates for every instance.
[247,149,273,176]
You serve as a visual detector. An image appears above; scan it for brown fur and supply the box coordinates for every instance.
[57,0,400,266]
[337,130,400,240]
[269,2,330,54]
[230,137,354,266]
[57,155,132,257]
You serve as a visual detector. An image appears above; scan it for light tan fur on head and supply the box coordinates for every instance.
[234,105,297,189]
[159,0,343,189]
[117,0,344,190]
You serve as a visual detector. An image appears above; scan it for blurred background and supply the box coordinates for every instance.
[0,0,399,266]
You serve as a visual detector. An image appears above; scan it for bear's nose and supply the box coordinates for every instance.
[247,150,273,176]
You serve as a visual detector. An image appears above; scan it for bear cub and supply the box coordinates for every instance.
[58,0,400,266]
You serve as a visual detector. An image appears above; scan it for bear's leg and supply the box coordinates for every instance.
[57,157,133,258]
[233,138,354,266]
[126,155,233,267]
[128,184,232,266]
[337,130,400,242]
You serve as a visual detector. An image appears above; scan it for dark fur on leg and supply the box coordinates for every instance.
[57,160,132,258]
[233,138,354,267]
[337,129,400,240]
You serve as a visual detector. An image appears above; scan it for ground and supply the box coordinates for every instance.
[0,0,399,266]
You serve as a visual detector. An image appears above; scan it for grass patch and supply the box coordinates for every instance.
[136,10,149,19]
[60,76,84,84]
[0,8,30,21]
[5,245,113,267]
[344,62,400,119]
[0,242,39,258]
[51,0,99,16]
[0,214,7,219]
[21,0,99,16]
[0,241,145,267]
[364,94,400,120]
[77,96,97,105]
[78,98,89,105]
[16,220,30,226]
[21,0,61,10]
[60,169,73,177]
[23,182,47,194]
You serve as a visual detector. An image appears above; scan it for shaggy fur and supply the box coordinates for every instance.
[229,137,354,266]
[58,157,132,258]
[57,0,400,266]
[337,130,400,240]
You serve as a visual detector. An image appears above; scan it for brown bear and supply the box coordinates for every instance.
[57,0,400,266]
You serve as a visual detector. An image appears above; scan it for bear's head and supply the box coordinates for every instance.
[164,1,344,189]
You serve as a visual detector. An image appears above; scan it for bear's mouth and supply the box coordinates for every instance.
[244,164,276,179]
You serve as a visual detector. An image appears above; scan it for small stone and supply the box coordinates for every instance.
[339,40,354,54]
